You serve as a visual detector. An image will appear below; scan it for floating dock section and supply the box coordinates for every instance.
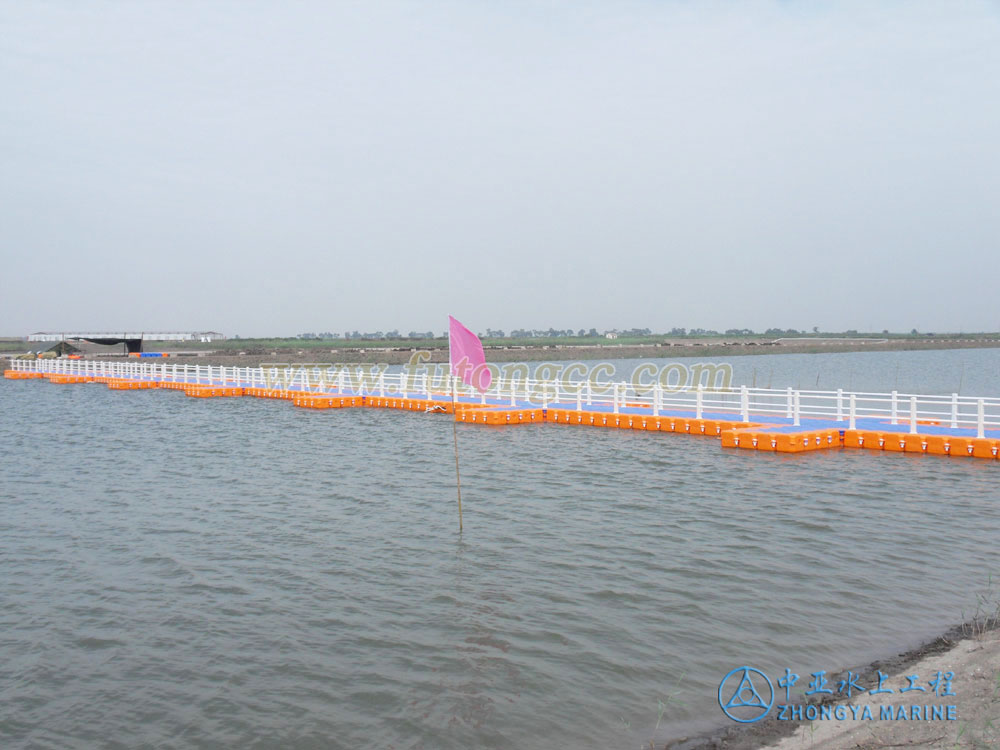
[6,360,1000,462]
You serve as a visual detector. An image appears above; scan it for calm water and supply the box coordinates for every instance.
[2,349,999,749]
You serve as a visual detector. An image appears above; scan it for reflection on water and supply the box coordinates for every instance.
[1,348,998,749]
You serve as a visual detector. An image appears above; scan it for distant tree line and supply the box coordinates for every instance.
[290,327,915,341]
[296,330,437,340]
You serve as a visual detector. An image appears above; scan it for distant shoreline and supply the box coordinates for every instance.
[5,337,999,371]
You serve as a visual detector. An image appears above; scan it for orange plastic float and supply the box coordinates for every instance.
[46,374,91,384]
[293,395,362,409]
[107,379,158,390]
[4,370,45,379]
[6,366,999,461]
[183,385,245,398]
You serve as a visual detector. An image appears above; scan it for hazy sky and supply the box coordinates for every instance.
[2,1,998,337]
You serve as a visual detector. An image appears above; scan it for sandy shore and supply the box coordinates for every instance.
[764,633,999,750]
[665,626,1000,750]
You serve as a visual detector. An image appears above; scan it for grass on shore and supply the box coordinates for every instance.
[153,332,1000,352]
[962,574,1000,641]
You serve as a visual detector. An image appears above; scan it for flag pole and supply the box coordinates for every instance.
[448,315,484,535]
[451,375,463,532]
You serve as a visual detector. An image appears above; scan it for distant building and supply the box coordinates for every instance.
[28,331,226,342]
[604,332,619,340]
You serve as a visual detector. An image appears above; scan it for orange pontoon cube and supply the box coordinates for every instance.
[971,438,1000,459]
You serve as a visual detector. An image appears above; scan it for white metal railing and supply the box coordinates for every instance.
[10,358,1000,438]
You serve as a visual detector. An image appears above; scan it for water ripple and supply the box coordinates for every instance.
[1,375,998,749]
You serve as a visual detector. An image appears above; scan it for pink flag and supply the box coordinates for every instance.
[449,315,492,392]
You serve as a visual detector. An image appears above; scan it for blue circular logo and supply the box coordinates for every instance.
[718,666,774,723]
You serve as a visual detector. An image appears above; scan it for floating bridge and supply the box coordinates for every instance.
[5,359,1000,461]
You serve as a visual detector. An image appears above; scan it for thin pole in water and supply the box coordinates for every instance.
[451,377,463,533]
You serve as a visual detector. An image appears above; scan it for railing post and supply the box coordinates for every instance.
[740,385,748,422]
[613,383,620,414]
[909,396,917,434]
[576,382,582,411]
[586,380,593,406]
[951,393,958,429]
[697,383,704,420]
[849,394,857,430]
[891,390,898,424]
[836,388,844,421]
[793,390,801,427]
[653,382,660,417]
[978,399,986,439]
[785,386,793,418]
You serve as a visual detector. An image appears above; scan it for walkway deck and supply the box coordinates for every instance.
[6,361,1000,461]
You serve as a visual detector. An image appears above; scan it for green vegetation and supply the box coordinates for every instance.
[962,573,1000,641]
[5,330,998,356]
[158,337,448,351]
[155,330,1000,352]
